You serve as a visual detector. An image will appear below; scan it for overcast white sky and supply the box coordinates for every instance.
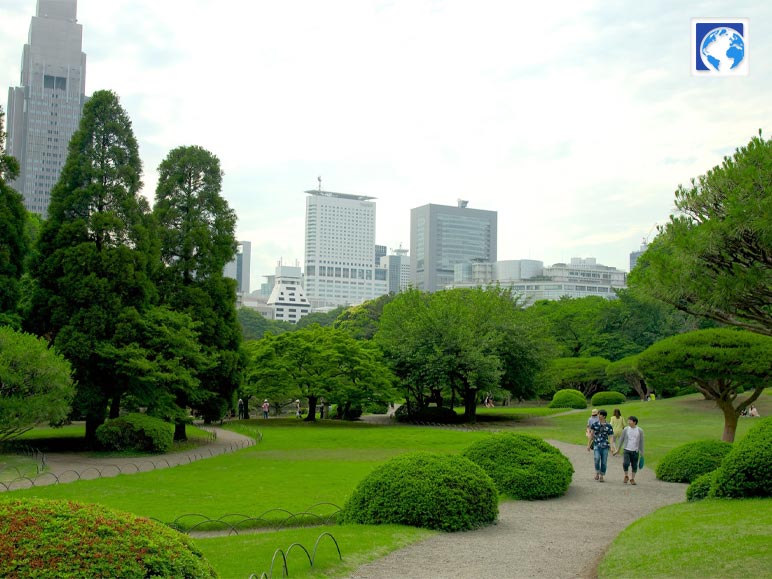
[2,1,770,290]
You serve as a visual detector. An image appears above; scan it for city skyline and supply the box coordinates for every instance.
[2,1,770,291]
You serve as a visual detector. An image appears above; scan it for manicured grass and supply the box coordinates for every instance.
[194,524,433,578]
[598,498,772,578]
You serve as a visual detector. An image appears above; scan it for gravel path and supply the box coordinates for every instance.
[347,441,687,579]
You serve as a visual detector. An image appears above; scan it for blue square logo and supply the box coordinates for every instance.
[691,18,749,76]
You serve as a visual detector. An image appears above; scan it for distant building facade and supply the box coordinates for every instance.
[380,246,412,293]
[303,187,387,309]
[629,240,648,272]
[411,201,497,292]
[6,0,87,216]
[450,257,627,302]
[266,265,311,323]
[223,241,251,294]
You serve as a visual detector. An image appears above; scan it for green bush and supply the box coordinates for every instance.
[711,417,772,498]
[0,498,216,578]
[590,391,626,406]
[462,433,574,500]
[339,452,498,532]
[548,389,587,409]
[96,413,173,453]
[394,404,462,424]
[656,440,733,483]
[687,470,719,502]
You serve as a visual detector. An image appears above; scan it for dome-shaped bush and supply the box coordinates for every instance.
[711,417,772,498]
[686,470,719,502]
[548,389,587,409]
[339,452,497,532]
[590,391,626,406]
[0,498,216,578]
[462,433,574,500]
[656,440,733,483]
[96,413,173,452]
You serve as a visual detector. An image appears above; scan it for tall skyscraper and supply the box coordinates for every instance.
[223,240,251,294]
[6,0,87,217]
[381,246,412,294]
[304,186,387,309]
[629,240,648,272]
[411,201,497,292]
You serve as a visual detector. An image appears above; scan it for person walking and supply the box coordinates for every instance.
[587,409,614,482]
[610,408,625,453]
[295,399,302,419]
[614,415,645,485]
[586,408,600,448]
[261,399,270,419]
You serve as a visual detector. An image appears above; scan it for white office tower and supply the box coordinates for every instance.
[266,265,311,323]
[6,0,87,216]
[303,187,388,309]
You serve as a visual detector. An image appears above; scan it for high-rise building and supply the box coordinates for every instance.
[381,246,412,294]
[629,240,648,271]
[410,201,497,292]
[6,0,87,217]
[303,186,387,309]
[266,265,311,323]
[224,240,251,294]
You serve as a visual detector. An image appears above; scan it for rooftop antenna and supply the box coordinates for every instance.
[318,175,322,193]
[458,199,469,208]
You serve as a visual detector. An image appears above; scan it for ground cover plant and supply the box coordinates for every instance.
[655,440,732,483]
[462,433,573,499]
[0,497,216,578]
[339,452,498,531]
[598,498,772,578]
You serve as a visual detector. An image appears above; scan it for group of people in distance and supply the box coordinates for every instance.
[741,405,761,418]
[586,407,644,485]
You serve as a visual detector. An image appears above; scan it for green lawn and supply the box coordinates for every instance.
[598,498,772,578]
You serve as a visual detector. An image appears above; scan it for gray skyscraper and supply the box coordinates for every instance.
[411,201,497,292]
[6,0,87,217]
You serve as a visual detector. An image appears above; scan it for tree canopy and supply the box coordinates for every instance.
[629,132,772,336]
[637,328,772,441]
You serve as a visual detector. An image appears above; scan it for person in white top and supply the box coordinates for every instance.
[613,416,645,485]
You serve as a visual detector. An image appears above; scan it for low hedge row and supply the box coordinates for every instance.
[0,498,216,578]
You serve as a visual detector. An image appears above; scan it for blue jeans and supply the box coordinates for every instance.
[594,446,609,475]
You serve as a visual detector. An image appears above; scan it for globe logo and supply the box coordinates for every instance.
[700,27,745,72]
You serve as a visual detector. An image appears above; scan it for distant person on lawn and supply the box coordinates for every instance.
[610,408,625,453]
[614,415,645,485]
[587,409,614,482]
[262,399,270,419]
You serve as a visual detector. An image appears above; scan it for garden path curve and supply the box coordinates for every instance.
[347,440,687,579]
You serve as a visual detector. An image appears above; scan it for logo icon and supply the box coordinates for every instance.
[691,18,748,76]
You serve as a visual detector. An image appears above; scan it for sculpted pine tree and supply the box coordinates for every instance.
[153,145,241,433]
[26,90,155,443]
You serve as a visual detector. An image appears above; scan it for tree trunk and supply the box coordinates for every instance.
[304,395,317,422]
[85,417,103,446]
[716,400,739,442]
[109,394,121,419]
[463,389,477,423]
[174,421,187,442]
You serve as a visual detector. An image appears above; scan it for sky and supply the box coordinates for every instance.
[2,0,770,291]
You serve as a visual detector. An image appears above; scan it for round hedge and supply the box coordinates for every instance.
[686,470,719,502]
[339,452,498,532]
[710,417,772,498]
[96,413,173,452]
[462,433,574,500]
[655,440,733,483]
[0,498,216,578]
[548,389,587,409]
[590,391,626,406]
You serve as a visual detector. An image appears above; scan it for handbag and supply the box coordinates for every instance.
[638,454,645,469]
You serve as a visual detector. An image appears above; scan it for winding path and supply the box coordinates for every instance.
[347,441,687,579]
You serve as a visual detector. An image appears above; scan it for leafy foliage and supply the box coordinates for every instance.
[462,433,573,500]
[548,388,587,409]
[710,417,772,498]
[590,391,626,406]
[655,440,732,483]
[0,498,216,578]
[537,356,610,398]
[95,413,174,453]
[339,451,498,531]
[0,327,75,441]
[606,355,648,400]
[638,329,772,441]
[237,307,293,340]
[629,132,772,337]
[394,404,462,424]
[686,470,719,501]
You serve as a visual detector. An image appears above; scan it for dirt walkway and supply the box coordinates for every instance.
[347,441,687,579]
[1,426,255,491]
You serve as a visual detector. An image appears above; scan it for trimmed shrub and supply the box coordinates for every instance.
[0,498,216,578]
[548,389,587,409]
[711,417,772,498]
[590,391,626,406]
[687,470,719,502]
[96,413,173,453]
[656,440,733,483]
[394,404,462,424]
[463,433,574,500]
[339,452,498,532]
